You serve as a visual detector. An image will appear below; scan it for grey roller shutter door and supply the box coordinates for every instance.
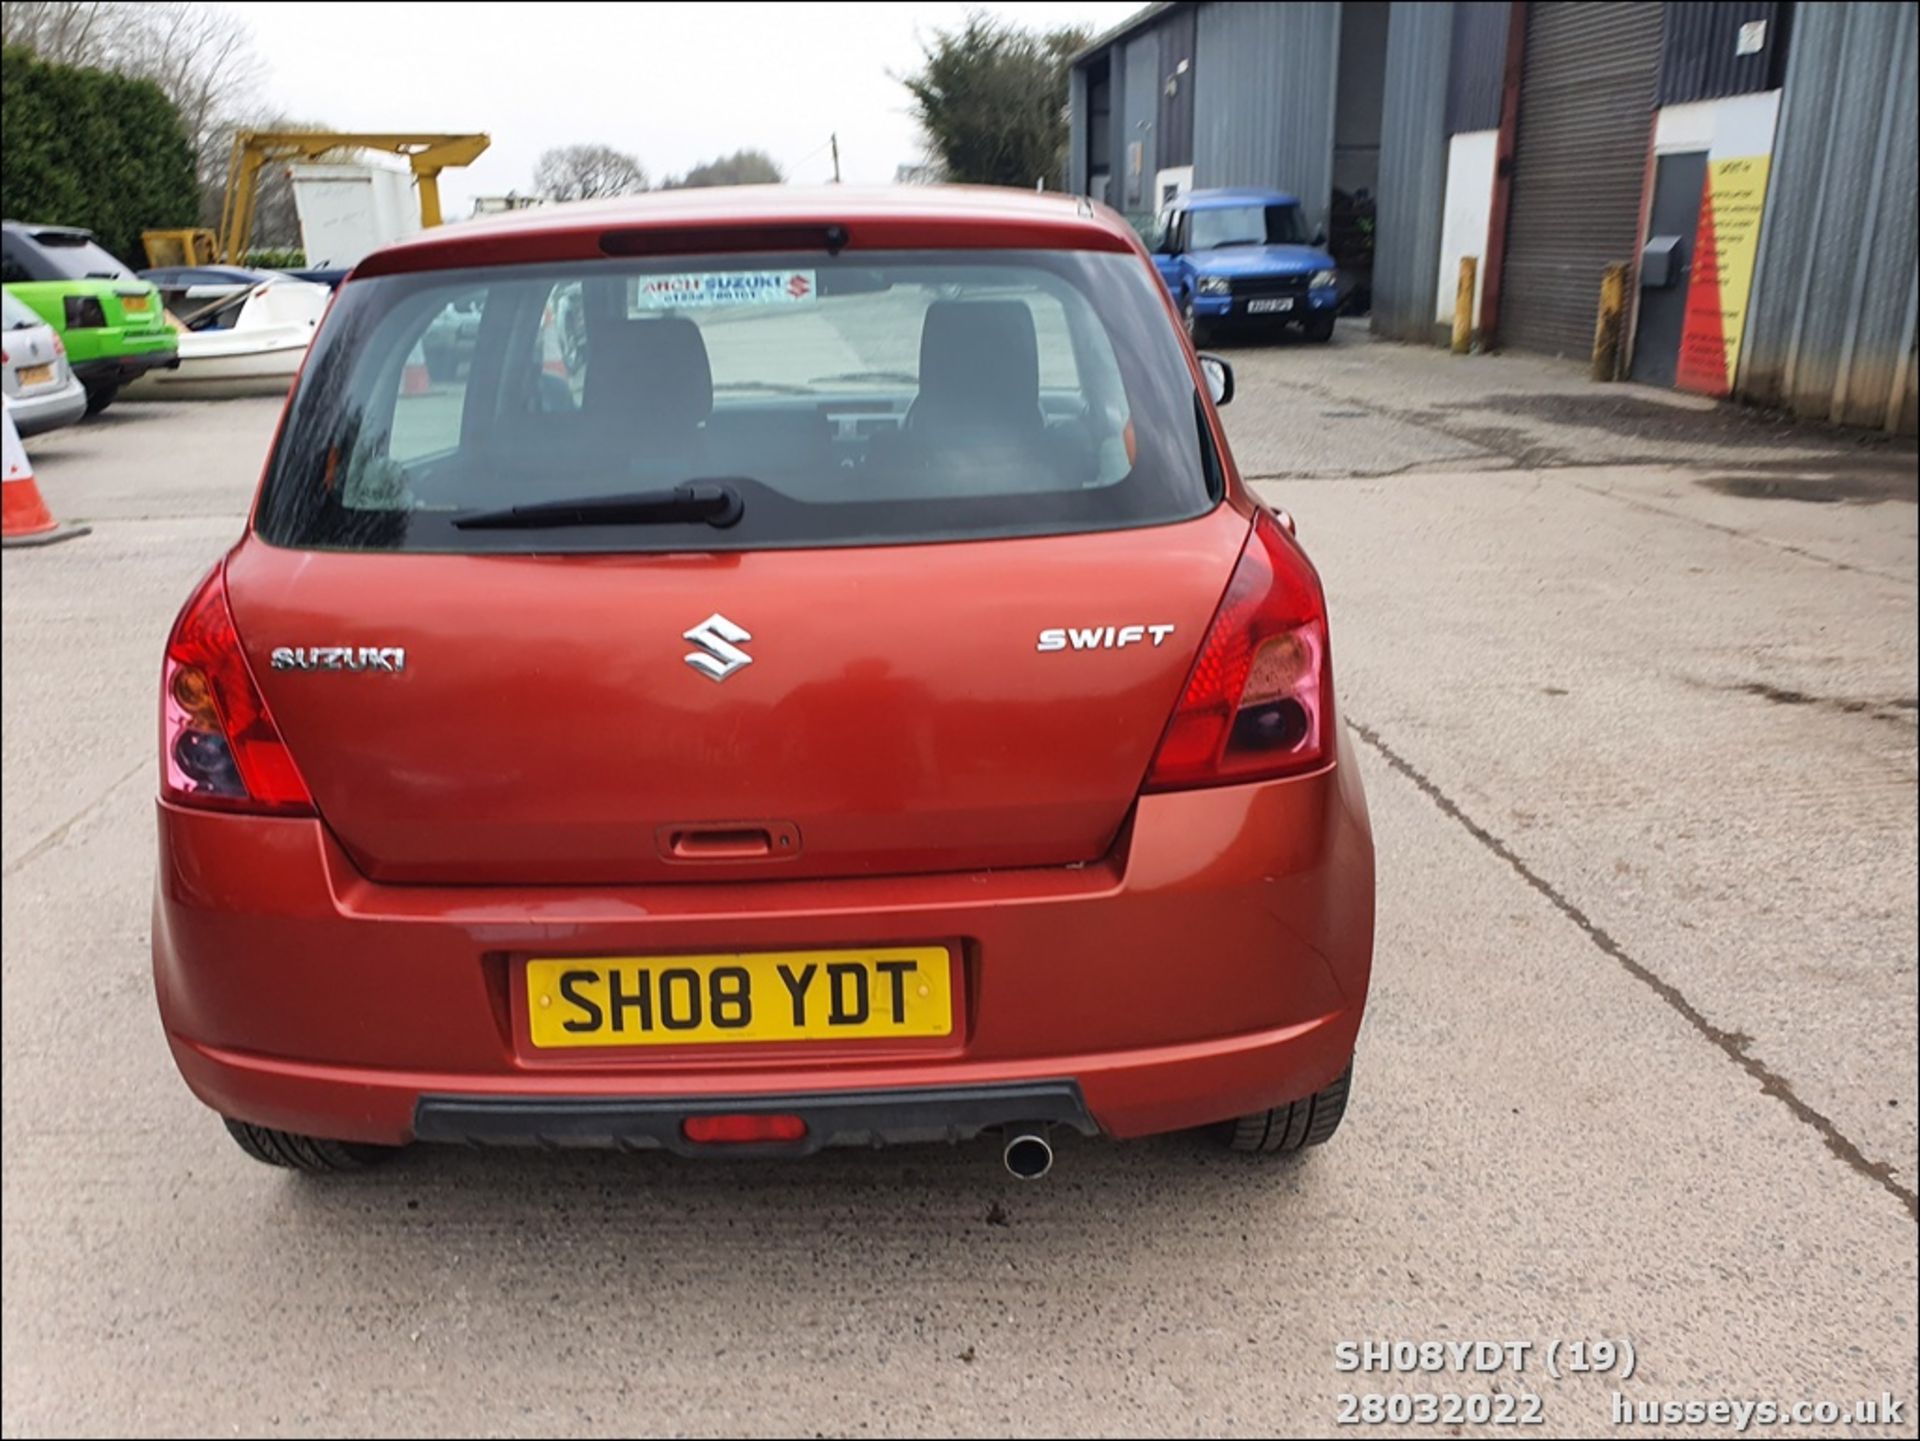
[1501,1,1664,357]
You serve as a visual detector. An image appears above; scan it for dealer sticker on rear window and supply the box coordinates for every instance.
[628,270,816,312]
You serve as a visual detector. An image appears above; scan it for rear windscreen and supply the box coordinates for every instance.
[29,231,136,281]
[255,248,1217,552]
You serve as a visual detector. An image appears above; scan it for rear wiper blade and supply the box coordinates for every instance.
[453,481,745,531]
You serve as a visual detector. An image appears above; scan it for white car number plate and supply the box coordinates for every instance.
[1246,298,1294,314]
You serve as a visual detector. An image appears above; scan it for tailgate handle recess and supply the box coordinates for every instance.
[660,822,800,862]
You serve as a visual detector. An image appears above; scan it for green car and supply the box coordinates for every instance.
[2,220,178,413]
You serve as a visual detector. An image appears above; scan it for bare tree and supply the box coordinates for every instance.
[534,144,650,203]
[3,2,259,160]
[126,3,260,176]
[4,2,267,231]
[660,149,784,190]
[0,0,118,66]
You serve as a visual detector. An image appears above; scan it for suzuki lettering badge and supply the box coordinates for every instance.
[683,613,753,682]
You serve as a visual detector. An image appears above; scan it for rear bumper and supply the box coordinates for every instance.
[155,730,1375,1148]
[171,1009,1357,1150]
[71,342,179,387]
[5,376,87,436]
[415,1081,1095,1155]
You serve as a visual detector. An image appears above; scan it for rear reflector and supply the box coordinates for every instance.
[682,1114,809,1145]
[1144,508,1333,790]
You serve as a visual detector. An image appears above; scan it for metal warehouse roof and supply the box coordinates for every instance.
[1069,1,1182,65]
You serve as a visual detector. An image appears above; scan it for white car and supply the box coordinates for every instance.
[2,288,88,436]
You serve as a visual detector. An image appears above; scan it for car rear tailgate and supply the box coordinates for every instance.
[225,504,1250,884]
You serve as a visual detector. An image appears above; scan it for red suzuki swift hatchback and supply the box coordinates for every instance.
[152,186,1374,1177]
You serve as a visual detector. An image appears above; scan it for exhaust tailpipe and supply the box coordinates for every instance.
[1002,1127,1054,1181]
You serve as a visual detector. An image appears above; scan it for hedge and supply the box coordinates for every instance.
[0,45,199,268]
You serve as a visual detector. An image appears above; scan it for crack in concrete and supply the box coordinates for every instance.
[1240,457,1514,483]
[3,757,149,880]
[1240,456,1913,585]
[1571,483,1917,586]
[1347,716,1918,1223]
[1242,367,1915,505]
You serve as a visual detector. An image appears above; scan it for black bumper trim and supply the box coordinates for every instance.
[413,1081,1097,1156]
[72,350,180,385]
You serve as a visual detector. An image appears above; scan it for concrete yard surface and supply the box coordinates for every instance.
[3,327,1915,1437]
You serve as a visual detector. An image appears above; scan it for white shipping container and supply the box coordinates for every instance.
[287,162,422,268]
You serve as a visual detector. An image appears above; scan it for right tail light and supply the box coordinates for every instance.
[1144,508,1333,790]
[160,563,314,814]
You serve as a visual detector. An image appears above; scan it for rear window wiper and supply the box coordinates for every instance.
[452,481,745,531]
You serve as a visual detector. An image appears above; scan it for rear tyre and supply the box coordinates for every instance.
[1223,1060,1352,1153]
[82,382,117,415]
[222,1118,397,1174]
[1302,313,1336,344]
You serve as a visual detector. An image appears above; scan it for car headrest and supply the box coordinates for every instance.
[584,315,713,426]
[914,300,1041,430]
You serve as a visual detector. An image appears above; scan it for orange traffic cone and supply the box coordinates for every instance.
[2,400,89,549]
[402,342,431,396]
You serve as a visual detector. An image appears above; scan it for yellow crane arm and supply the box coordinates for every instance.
[214,131,491,264]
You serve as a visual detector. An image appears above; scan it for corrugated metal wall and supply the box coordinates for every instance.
[1447,0,1510,134]
[1335,0,1391,198]
[1122,36,1161,216]
[1374,1,1456,340]
[1087,65,1113,193]
[1499,2,1665,357]
[1739,1,1919,432]
[1658,1,1786,104]
[1068,66,1089,195]
[1194,2,1341,230]
[1104,52,1126,197]
[1158,6,1199,168]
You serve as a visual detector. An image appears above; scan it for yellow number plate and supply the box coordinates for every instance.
[525,948,953,1049]
[16,363,53,387]
[121,293,150,313]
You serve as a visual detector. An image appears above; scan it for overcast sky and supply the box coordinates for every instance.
[225,2,1140,218]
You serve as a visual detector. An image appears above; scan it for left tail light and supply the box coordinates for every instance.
[160,563,314,814]
[1143,508,1334,790]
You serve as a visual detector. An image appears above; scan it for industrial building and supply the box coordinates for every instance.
[1068,1,1917,433]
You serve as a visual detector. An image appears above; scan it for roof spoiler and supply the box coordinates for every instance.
[600,223,850,258]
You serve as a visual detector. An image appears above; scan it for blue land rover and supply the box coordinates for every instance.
[1150,188,1340,345]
